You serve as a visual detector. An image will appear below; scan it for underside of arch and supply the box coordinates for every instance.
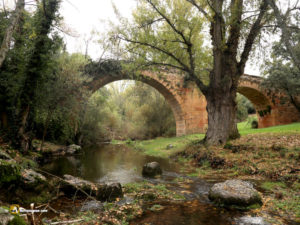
[87,73,186,136]
[237,86,275,127]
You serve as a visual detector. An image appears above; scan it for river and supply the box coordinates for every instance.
[41,144,252,225]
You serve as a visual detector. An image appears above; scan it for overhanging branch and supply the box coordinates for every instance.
[238,0,269,73]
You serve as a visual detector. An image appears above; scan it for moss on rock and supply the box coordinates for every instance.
[0,159,21,185]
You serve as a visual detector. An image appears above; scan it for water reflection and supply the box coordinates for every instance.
[42,144,180,184]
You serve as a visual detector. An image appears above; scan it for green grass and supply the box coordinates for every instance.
[260,181,287,191]
[131,134,204,157]
[238,121,300,135]
[116,118,300,158]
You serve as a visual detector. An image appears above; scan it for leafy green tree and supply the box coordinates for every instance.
[263,40,300,112]
[0,0,25,68]
[34,52,89,148]
[266,0,300,71]
[263,0,300,112]
[112,0,272,145]
[83,81,176,142]
[0,6,38,133]
[236,94,254,122]
[15,0,61,151]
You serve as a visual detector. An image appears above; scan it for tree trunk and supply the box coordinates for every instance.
[40,108,53,151]
[204,88,239,145]
[17,105,30,151]
[0,111,8,129]
[0,0,25,68]
[15,0,60,151]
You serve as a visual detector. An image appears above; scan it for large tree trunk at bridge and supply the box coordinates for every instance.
[204,77,240,145]
[201,0,268,145]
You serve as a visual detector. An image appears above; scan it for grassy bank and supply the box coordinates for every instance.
[121,122,300,158]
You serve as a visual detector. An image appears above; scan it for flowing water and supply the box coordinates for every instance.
[41,144,251,225]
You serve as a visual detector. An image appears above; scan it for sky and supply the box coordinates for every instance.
[59,0,137,58]
[59,0,261,75]
[5,0,290,75]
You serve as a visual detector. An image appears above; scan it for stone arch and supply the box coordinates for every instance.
[238,75,276,127]
[238,75,300,127]
[237,86,275,128]
[85,71,299,136]
[86,71,187,136]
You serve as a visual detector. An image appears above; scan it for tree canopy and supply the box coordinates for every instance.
[112,0,272,145]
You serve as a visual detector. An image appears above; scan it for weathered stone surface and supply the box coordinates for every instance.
[97,183,123,201]
[66,144,81,155]
[20,169,46,185]
[0,207,14,225]
[142,162,162,177]
[61,175,123,201]
[208,180,262,207]
[0,214,14,225]
[61,174,98,196]
[235,216,270,225]
[80,200,103,212]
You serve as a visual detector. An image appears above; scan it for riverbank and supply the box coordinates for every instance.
[0,123,299,224]
[0,140,188,225]
[120,122,300,224]
[120,122,300,158]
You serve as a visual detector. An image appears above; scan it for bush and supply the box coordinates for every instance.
[251,120,258,129]
[7,215,27,225]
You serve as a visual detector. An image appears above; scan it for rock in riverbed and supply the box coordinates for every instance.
[142,162,162,177]
[0,208,13,225]
[208,179,262,207]
[61,174,123,201]
[235,216,270,225]
[21,169,46,185]
[66,144,81,155]
[80,200,104,212]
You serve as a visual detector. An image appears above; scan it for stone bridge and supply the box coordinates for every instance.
[87,70,300,136]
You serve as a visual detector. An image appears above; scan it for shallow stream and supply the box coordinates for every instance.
[41,144,255,225]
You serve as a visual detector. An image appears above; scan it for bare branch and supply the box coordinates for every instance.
[118,35,190,72]
[266,0,300,71]
[238,0,269,74]
[185,0,208,18]
[138,17,164,29]
[226,0,243,58]
[145,0,190,45]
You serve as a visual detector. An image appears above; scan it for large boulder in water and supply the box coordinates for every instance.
[208,180,262,207]
[142,162,162,177]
